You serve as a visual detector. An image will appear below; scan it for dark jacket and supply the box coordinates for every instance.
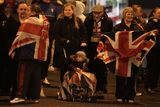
[0,14,20,61]
[145,18,160,58]
[133,17,146,30]
[113,19,143,32]
[0,14,20,90]
[53,17,87,67]
[84,12,113,60]
[37,1,63,33]
[84,12,113,42]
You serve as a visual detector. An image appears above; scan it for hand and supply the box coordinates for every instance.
[66,40,70,44]
[75,67,81,71]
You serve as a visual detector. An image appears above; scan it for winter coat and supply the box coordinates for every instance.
[53,16,87,67]
[84,12,113,60]
[145,18,160,59]
[113,19,143,32]
[0,14,20,61]
[84,12,113,42]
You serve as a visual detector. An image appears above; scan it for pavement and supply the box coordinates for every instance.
[0,68,160,107]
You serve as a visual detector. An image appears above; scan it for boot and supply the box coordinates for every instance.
[40,86,46,97]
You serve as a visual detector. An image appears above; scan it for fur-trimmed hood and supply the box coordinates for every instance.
[74,1,86,22]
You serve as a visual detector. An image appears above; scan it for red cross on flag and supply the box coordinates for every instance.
[97,30,158,77]
[9,15,49,61]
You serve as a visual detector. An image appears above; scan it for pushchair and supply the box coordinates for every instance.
[57,69,97,102]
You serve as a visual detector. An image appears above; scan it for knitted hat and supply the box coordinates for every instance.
[76,51,86,58]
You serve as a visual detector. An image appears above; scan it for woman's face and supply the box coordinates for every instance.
[64,6,74,18]
[124,12,134,22]
[153,8,160,19]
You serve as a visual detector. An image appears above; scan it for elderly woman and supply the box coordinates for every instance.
[113,7,143,103]
[113,7,143,32]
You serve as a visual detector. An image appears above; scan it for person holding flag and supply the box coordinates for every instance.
[112,6,155,103]
[9,4,49,104]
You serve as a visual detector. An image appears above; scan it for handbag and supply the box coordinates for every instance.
[90,33,101,42]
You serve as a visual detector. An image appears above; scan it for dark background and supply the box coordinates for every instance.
[128,0,160,9]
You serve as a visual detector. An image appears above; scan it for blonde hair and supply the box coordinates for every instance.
[122,6,134,18]
[76,51,86,58]
[58,2,80,29]
[75,51,87,62]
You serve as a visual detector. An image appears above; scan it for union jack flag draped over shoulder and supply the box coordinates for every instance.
[97,30,158,77]
[9,15,49,61]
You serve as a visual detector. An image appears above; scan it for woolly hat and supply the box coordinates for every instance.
[76,51,86,58]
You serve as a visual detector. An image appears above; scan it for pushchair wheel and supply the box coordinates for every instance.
[88,96,97,102]
[88,97,92,102]
[57,92,62,100]
[72,97,75,102]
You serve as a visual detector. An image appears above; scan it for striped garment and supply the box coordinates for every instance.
[9,15,49,61]
[97,30,158,77]
[59,69,97,100]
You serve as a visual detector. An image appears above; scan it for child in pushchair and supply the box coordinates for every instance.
[57,51,97,102]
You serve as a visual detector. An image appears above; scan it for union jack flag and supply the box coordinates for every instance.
[9,15,49,61]
[58,69,97,100]
[97,30,158,77]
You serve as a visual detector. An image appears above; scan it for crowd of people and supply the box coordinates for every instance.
[0,0,160,104]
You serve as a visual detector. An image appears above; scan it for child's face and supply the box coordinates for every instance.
[76,55,84,62]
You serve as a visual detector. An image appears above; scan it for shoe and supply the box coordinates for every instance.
[57,92,62,100]
[136,92,143,96]
[40,87,46,97]
[10,97,25,104]
[48,65,55,72]
[29,99,39,103]
[128,100,134,103]
[147,88,156,93]
[116,99,123,102]
[42,78,51,86]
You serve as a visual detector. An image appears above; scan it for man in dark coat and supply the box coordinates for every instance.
[84,4,113,93]
[144,7,160,93]
[0,2,30,97]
